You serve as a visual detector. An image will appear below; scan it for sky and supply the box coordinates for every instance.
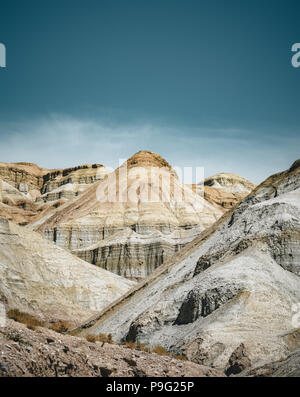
[0,0,299,183]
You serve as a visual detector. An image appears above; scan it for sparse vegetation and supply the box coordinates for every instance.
[86,334,97,343]
[124,341,151,352]
[152,345,168,356]
[7,308,72,334]
[124,341,185,358]
[7,309,188,363]
[7,309,45,330]
[85,333,114,344]
[125,341,136,350]
[107,333,113,344]
[172,353,187,361]
[135,341,150,352]
[48,320,71,334]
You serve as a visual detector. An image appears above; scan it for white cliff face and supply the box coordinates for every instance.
[0,217,135,323]
[72,226,204,279]
[204,173,255,194]
[76,160,300,369]
[37,164,110,203]
[38,151,224,279]
[187,173,256,215]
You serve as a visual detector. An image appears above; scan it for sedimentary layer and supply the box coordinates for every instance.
[0,217,134,323]
[38,151,226,278]
[0,162,110,225]
[74,159,300,371]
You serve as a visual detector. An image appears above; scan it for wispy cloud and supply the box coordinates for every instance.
[0,114,298,184]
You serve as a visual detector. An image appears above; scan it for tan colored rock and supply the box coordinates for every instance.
[0,217,134,323]
[38,151,223,278]
[188,173,255,213]
[0,162,110,226]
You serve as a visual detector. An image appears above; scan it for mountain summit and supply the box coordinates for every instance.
[37,151,225,279]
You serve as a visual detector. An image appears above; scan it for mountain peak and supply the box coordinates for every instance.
[125,151,172,170]
[289,159,300,173]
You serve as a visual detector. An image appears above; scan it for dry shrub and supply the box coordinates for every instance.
[86,334,97,343]
[96,333,107,343]
[125,341,136,350]
[85,333,114,344]
[172,354,187,361]
[7,309,44,329]
[49,321,71,334]
[107,333,114,344]
[135,342,150,352]
[152,345,167,356]
[68,329,79,337]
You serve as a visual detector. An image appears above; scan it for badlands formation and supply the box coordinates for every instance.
[76,159,300,372]
[37,151,253,279]
[203,173,255,213]
[0,216,134,324]
[0,162,110,226]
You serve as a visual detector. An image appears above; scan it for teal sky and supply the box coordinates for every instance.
[0,0,299,183]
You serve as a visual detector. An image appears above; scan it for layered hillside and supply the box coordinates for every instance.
[188,173,255,213]
[37,151,224,279]
[0,162,110,225]
[75,159,300,372]
[0,217,134,324]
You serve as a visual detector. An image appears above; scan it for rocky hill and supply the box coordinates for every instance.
[188,173,255,213]
[37,151,225,279]
[0,154,254,280]
[0,217,134,324]
[0,162,110,226]
[242,347,300,377]
[74,159,300,372]
[0,319,223,377]
[203,173,255,212]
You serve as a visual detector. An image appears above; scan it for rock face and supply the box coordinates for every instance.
[242,347,300,377]
[1,155,254,280]
[38,164,109,203]
[0,217,134,323]
[225,343,251,376]
[0,320,224,377]
[0,162,110,226]
[204,173,255,193]
[75,159,300,371]
[37,151,224,279]
[189,173,255,213]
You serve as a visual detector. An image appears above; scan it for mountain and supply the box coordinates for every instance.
[0,217,134,324]
[187,173,255,214]
[74,159,300,371]
[0,162,110,226]
[203,173,255,212]
[37,151,225,279]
